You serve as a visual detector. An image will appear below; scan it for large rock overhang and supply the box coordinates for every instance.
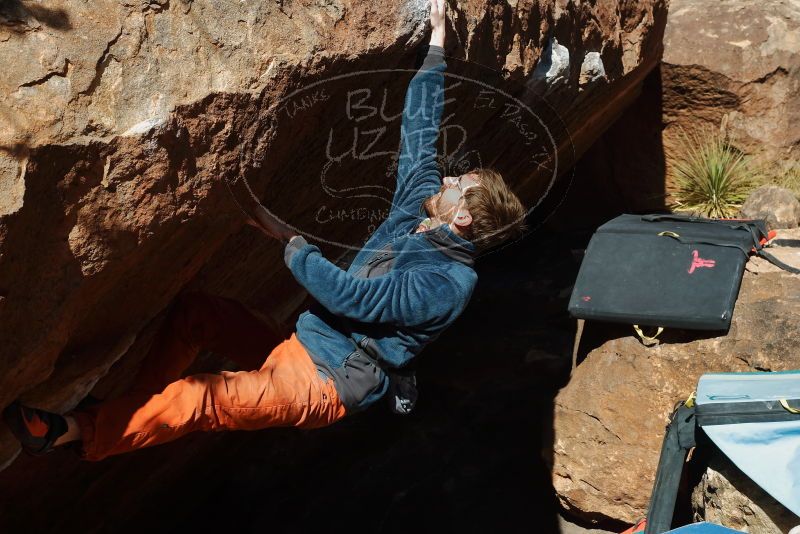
[0,0,668,472]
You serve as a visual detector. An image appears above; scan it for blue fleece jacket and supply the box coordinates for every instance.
[283,44,478,412]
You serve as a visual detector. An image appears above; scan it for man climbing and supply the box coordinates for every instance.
[3,0,527,460]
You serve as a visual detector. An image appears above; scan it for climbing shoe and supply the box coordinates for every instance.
[2,401,68,456]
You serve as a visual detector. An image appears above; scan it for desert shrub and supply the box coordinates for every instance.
[669,126,756,218]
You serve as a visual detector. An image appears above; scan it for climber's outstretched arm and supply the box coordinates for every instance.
[429,0,445,48]
[391,0,448,218]
[232,0,447,241]
[245,201,299,244]
[227,174,299,244]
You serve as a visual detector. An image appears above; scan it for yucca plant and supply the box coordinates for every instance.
[669,126,756,218]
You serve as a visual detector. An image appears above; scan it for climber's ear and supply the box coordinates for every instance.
[453,208,472,228]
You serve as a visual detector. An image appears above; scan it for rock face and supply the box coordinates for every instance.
[0,0,668,470]
[740,185,800,230]
[551,266,800,525]
[661,0,800,166]
[692,454,799,534]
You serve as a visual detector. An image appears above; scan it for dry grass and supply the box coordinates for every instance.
[746,160,800,200]
[776,163,800,199]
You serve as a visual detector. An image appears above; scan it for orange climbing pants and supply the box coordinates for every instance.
[70,292,346,461]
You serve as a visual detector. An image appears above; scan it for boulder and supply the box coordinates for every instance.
[740,185,800,230]
[661,0,800,166]
[692,453,799,534]
[552,268,800,525]
[0,0,668,471]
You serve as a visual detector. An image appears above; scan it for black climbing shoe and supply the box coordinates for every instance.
[2,401,68,457]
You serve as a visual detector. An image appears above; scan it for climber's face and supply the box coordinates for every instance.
[423,173,481,229]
